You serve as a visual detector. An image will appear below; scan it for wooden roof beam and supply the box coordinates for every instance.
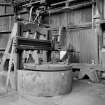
[0,3,11,6]
[49,1,95,14]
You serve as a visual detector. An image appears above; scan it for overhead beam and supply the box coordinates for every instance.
[51,0,78,7]
[0,3,11,6]
[49,1,95,14]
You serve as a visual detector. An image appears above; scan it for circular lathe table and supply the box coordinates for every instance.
[18,64,72,97]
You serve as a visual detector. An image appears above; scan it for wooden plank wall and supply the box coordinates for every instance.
[0,1,14,61]
[0,16,14,32]
[0,4,14,38]
[44,13,67,27]
[44,7,92,27]
[44,6,98,63]
[66,7,92,26]
[104,0,105,18]
[0,33,9,49]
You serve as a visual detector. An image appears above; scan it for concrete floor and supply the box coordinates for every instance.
[0,80,105,105]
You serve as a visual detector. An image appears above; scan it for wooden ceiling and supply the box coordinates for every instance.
[3,0,75,4]
[1,0,92,6]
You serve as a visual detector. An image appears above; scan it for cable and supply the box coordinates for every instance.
[29,6,34,22]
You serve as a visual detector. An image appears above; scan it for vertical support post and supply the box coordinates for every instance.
[96,0,103,19]
[95,19,102,64]
[47,50,51,62]
[13,22,19,91]
[92,0,95,29]
[13,37,18,91]
[18,50,23,70]
[94,0,104,64]
[65,0,69,8]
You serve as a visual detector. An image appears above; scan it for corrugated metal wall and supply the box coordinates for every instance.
[65,28,98,63]
[66,29,80,52]
[66,29,80,63]
[80,28,98,63]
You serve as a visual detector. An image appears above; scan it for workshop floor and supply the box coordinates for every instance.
[0,80,105,105]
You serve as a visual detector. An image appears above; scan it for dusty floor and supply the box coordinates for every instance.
[0,80,105,105]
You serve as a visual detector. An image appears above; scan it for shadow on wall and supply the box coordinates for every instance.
[60,50,80,64]
[61,44,80,64]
